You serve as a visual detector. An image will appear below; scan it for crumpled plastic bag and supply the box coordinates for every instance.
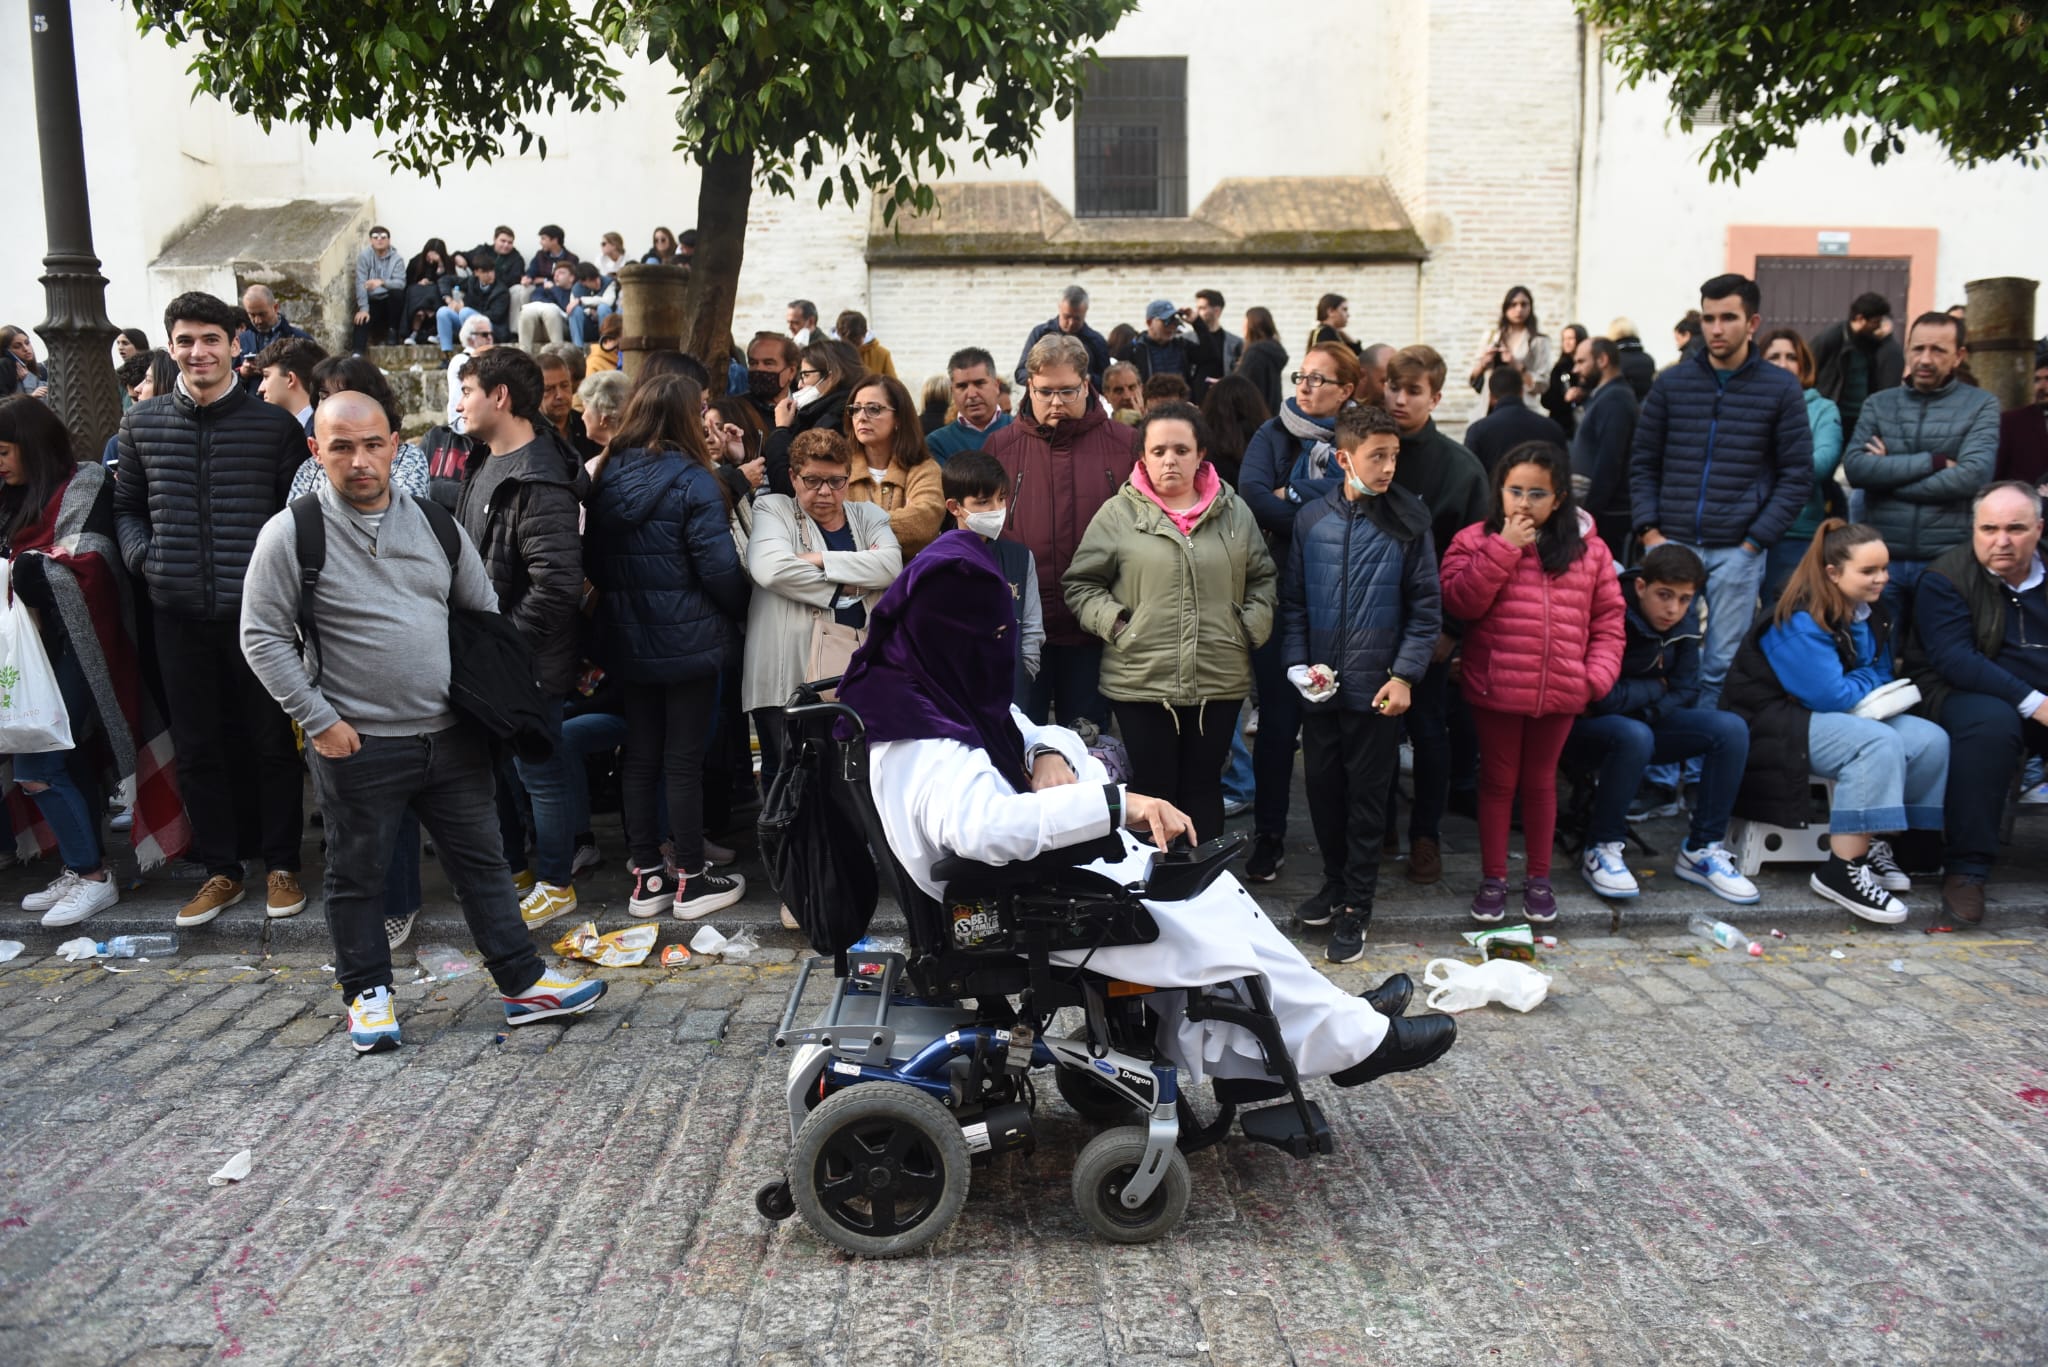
[688,924,760,962]
[0,940,24,963]
[552,920,658,968]
[57,937,99,962]
[208,1149,253,1186]
[1423,957,1551,1013]
[414,945,476,981]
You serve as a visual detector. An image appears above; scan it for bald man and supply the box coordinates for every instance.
[240,392,607,1054]
[236,283,312,391]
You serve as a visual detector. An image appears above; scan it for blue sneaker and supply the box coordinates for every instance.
[1674,841,1760,904]
[503,969,607,1026]
[347,986,401,1054]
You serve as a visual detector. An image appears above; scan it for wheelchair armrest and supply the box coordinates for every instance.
[932,832,1133,898]
[1139,832,1247,902]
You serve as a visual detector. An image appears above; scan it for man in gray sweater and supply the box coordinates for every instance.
[240,392,605,1054]
[352,225,405,352]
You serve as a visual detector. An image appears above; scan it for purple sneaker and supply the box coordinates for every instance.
[1470,877,1508,924]
[1523,878,1558,924]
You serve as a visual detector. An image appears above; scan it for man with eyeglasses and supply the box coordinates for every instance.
[987,331,1138,728]
[446,315,496,434]
[1904,480,2048,925]
[926,346,1013,465]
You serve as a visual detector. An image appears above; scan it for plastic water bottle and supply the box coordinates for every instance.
[1687,915,1759,956]
[98,933,177,959]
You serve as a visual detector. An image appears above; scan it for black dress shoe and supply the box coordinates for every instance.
[1360,972,1413,1018]
[1331,1013,1457,1087]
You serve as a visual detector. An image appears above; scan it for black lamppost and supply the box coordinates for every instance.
[29,0,121,462]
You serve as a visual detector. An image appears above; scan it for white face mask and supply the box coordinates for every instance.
[964,508,1008,539]
[1347,473,1381,498]
[790,384,822,409]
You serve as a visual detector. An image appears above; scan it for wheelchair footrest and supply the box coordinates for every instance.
[1238,1100,1334,1159]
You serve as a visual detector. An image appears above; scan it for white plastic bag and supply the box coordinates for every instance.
[0,559,73,753]
[1423,957,1552,1013]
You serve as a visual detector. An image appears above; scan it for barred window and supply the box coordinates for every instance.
[1074,58,1187,218]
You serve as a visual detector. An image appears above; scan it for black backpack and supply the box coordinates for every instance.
[290,494,558,761]
[757,718,879,957]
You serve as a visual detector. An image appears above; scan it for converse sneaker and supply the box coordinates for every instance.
[1522,878,1558,924]
[176,875,245,928]
[384,909,419,949]
[1326,909,1369,965]
[22,868,84,913]
[346,986,401,1054]
[503,969,607,1026]
[1864,839,1911,893]
[1244,832,1285,883]
[518,881,578,930]
[1294,879,1341,929]
[1674,841,1760,904]
[1470,877,1508,924]
[41,872,119,928]
[674,867,746,920]
[1810,855,1907,924]
[1580,841,1639,898]
[628,866,674,918]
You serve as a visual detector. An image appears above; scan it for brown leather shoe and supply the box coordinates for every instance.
[176,875,245,928]
[266,870,308,919]
[1941,874,1985,925]
[1407,835,1442,884]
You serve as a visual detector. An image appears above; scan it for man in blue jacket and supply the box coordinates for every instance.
[1013,286,1109,385]
[1629,272,1813,722]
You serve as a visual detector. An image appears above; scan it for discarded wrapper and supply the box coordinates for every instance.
[1830,949,1846,959]
[209,1149,253,1186]
[414,945,476,981]
[1463,923,1536,963]
[660,944,691,967]
[56,937,99,962]
[0,940,23,963]
[552,921,659,968]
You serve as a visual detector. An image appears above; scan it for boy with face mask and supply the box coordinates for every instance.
[1279,405,1443,964]
[942,450,1041,706]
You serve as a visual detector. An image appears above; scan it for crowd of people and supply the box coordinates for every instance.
[5,236,2048,1047]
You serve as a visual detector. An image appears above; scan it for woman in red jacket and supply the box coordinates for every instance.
[1440,442,1625,925]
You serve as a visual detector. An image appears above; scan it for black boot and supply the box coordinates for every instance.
[1359,972,1412,1018]
[1331,1013,1456,1086]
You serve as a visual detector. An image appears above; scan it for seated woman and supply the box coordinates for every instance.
[838,529,1456,1088]
[1723,520,1949,925]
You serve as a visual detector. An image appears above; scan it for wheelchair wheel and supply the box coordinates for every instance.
[791,1083,971,1258]
[1054,1064,1142,1126]
[1071,1125,1190,1244]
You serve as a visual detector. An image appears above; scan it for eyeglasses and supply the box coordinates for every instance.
[798,367,825,382]
[1291,372,1344,390]
[1030,384,1085,402]
[847,403,894,420]
[798,475,850,492]
[1503,487,1554,504]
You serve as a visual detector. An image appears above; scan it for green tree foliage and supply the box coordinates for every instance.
[1579,2,2048,181]
[128,0,1136,360]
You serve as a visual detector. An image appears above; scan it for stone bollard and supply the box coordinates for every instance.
[1964,276,2038,413]
[616,264,690,381]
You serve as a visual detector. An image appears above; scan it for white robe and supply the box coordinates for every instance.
[867,712,1389,1084]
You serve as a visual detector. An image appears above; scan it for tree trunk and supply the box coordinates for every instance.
[1964,276,2038,413]
[686,145,754,377]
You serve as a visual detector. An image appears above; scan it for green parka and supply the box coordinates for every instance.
[1063,475,1277,706]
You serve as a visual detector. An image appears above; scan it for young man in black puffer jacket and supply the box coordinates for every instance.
[114,290,310,929]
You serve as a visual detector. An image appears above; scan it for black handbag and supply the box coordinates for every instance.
[757,730,879,956]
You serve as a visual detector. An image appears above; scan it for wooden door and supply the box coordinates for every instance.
[1752,255,1913,345]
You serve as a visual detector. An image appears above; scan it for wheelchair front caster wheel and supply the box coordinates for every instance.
[791,1082,971,1258]
[756,1178,795,1222]
[1072,1124,1191,1244]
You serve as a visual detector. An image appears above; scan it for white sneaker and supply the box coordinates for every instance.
[570,843,603,878]
[1864,840,1912,892]
[23,869,84,913]
[2020,782,2048,806]
[41,873,119,927]
[1674,841,1760,905]
[109,806,134,832]
[1579,841,1639,898]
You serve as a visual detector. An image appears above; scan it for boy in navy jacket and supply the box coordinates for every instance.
[1562,543,1757,904]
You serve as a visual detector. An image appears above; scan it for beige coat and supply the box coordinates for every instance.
[845,448,948,561]
[741,495,902,714]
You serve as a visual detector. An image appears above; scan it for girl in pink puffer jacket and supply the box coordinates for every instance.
[1440,442,1626,926]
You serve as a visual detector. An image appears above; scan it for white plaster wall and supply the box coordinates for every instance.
[1575,66,2048,347]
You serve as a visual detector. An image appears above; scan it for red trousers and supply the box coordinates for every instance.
[1469,706,1576,881]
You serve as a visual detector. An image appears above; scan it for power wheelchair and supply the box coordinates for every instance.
[753,683,1336,1258]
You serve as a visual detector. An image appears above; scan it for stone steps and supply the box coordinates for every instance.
[369,345,450,433]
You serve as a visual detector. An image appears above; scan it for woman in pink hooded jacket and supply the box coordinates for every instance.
[1440,442,1625,925]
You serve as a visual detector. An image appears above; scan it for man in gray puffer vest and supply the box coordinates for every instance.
[1843,311,2000,641]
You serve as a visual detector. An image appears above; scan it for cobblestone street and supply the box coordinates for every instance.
[3,921,2045,1365]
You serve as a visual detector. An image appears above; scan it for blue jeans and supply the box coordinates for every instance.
[1247,631,1301,837]
[1562,708,1748,848]
[15,749,103,872]
[1648,540,1766,790]
[1806,711,1948,834]
[562,709,628,837]
[1939,690,2048,877]
[1221,725,1254,808]
[495,699,575,885]
[1879,558,1929,657]
[1020,641,1111,730]
[436,306,481,352]
[1762,536,1808,609]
